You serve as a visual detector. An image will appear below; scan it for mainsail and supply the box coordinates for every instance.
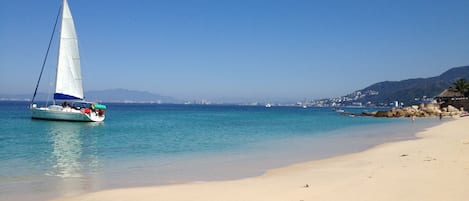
[54,0,83,100]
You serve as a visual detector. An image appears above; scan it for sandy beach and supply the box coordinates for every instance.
[52,117,469,201]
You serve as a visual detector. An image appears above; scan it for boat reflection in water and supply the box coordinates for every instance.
[46,121,102,197]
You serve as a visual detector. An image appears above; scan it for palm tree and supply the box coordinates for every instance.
[449,78,469,97]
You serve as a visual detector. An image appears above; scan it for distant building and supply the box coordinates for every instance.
[436,89,469,110]
[351,102,362,107]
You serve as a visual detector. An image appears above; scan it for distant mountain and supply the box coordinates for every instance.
[0,89,178,103]
[0,92,47,101]
[85,89,177,103]
[347,65,469,105]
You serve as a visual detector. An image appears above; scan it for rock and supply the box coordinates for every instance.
[375,110,392,117]
[419,103,425,110]
[362,111,376,116]
[403,106,419,116]
[441,112,451,116]
[447,105,459,112]
[394,109,406,117]
[416,112,424,117]
[425,103,439,110]
[374,104,443,118]
[423,108,438,115]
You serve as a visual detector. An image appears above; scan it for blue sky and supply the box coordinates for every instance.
[1,0,469,101]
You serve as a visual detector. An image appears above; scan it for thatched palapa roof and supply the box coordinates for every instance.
[436,89,464,98]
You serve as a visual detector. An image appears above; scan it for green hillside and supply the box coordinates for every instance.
[356,66,469,105]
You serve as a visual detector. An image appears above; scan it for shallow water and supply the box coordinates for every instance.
[0,101,444,200]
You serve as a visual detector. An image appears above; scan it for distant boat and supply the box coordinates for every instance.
[335,109,345,113]
[265,103,272,108]
[30,0,106,122]
[301,99,308,108]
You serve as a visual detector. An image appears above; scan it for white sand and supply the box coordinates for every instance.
[52,117,469,201]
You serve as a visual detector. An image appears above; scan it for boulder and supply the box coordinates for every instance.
[373,103,445,118]
[375,110,392,117]
[362,111,376,116]
[425,103,439,110]
[422,108,439,116]
[403,106,418,116]
[417,111,427,117]
[447,105,459,113]
[394,109,406,117]
[419,103,425,110]
[441,112,451,117]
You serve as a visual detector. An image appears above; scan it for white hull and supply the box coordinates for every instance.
[31,105,105,122]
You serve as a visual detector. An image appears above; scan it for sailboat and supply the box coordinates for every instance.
[30,0,106,122]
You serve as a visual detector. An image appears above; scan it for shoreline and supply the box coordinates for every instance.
[52,117,469,201]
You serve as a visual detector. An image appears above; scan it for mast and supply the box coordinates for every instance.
[31,5,62,105]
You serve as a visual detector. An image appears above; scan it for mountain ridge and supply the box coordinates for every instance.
[85,88,177,103]
[0,88,178,103]
[340,65,469,105]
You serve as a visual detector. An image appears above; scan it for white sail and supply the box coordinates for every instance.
[54,0,83,100]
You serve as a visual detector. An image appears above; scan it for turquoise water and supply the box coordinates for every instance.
[0,101,442,200]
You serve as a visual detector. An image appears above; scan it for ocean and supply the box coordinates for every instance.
[0,101,443,201]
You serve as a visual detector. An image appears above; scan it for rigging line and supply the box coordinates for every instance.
[31,4,62,105]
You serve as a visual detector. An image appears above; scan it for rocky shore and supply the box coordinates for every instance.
[368,103,466,118]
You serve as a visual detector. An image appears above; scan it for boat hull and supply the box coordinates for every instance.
[31,105,105,122]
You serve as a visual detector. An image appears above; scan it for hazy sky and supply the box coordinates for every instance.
[1,0,469,101]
